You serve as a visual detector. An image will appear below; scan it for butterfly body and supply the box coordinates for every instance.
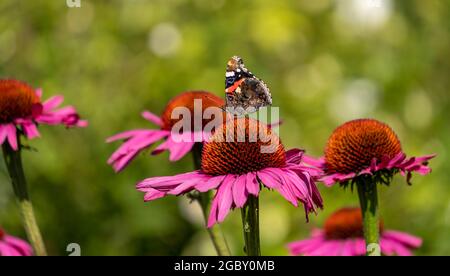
[224,56,272,116]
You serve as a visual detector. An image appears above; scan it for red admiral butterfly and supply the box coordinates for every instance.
[224,56,272,115]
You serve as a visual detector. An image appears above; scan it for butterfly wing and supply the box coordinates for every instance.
[224,56,271,115]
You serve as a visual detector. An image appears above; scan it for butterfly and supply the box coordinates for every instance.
[224,56,272,116]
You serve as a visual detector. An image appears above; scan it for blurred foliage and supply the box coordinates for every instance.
[0,0,449,256]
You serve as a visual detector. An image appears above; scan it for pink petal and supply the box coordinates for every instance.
[0,124,9,145]
[257,170,281,189]
[195,175,225,192]
[167,139,195,162]
[42,95,64,111]
[35,88,43,99]
[207,194,219,228]
[340,239,356,256]
[285,148,304,164]
[302,155,326,168]
[137,171,203,189]
[106,129,165,143]
[383,230,422,248]
[142,188,166,201]
[142,111,163,127]
[0,242,22,256]
[245,172,260,196]
[232,175,248,208]
[3,236,33,256]
[288,237,325,256]
[21,121,40,139]
[4,124,18,150]
[167,179,199,195]
[353,239,367,256]
[216,175,235,223]
[387,240,413,256]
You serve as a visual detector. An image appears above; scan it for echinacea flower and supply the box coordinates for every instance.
[0,228,33,256]
[304,119,436,186]
[0,79,87,150]
[107,91,225,172]
[288,207,422,256]
[137,117,323,227]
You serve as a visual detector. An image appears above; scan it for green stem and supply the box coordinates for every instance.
[356,179,380,256]
[2,139,47,256]
[240,195,260,256]
[192,143,231,256]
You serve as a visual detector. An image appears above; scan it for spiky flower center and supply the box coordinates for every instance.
[325,119,402,174]
[0,79,41,123]
[324,207,383,240]
[160,91,225,130]
[201,117,286,175]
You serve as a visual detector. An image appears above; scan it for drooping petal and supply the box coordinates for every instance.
[285,149,304,164]
[207,175,236,228]
[257,169,282,189]
[4,124,18,150]
[137,171,203,189]
[195,175,225,192]
[245,172,260,196]
[168,139,195,162]
[0,124,9,146]
[108,131,169,172]
[232,175,248,208]
[216,175,235,223]
[20,121,40,139]
[106,129,166,143]
[139,188,165,201]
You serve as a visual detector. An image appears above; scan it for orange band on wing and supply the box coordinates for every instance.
[225,78,245,94]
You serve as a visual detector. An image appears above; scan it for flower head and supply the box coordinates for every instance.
[0,228,33,256]
[288,207,422,256]
[0,79,87,150]
[137,117,323,227]
[107,91,225,172]
[304,119,436,186]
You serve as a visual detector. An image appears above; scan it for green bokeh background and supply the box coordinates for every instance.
[0,0,449,256]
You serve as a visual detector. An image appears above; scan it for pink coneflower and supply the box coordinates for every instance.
[303,118,434,256]
[107,91,225,172]
[304,119,435,187]
[288,207,422,256]
[0,228,33,256]
[1,79,86,256]
[0,79,87,150]
[137,117,323,227]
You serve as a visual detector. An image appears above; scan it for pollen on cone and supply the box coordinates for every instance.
[325,119,402,174]
[201,117,286,175]
[0,79,41,123]
[324,207,384,240]
[160,91,225,130]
